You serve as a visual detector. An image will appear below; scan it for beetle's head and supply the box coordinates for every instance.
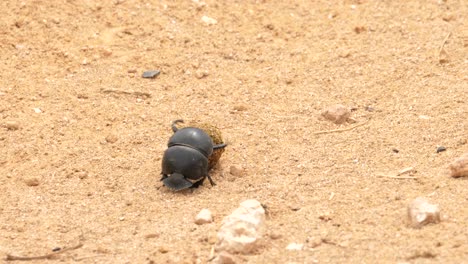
[162,173,193,191]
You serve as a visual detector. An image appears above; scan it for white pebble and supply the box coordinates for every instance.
[215,199,265,254]
[449,152,468,178]
[286,243,304,251]
[201,15,217,25]
[33,107,42,113]
[321,104,350,124]
[407,197,440,228]
[195,209,213,225]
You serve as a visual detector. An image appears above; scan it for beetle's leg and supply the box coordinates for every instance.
[207,174,216,186]
[191,177,205,188]
[171,119,184,133]
[213,143,227,150]
[160,174,168,181]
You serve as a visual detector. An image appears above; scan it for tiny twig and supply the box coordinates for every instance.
[6,244,83,261]
[207,246,215,262]
[438,32,451,62]
[314,119,369,135]
[100,88,151,98]
[376,174,418,179]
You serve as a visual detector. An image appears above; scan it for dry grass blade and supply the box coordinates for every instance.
[314,119,370,135]
[6,244,83,261]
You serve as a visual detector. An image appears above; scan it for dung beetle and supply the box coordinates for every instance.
[161,120,227,191]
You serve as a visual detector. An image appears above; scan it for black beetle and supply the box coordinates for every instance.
[160,120,227,191]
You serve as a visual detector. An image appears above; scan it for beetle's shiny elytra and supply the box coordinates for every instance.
[161,120,227,191]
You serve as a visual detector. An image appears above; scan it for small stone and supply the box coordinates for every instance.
[214,252,236,264]
[101,48,112,57]
[229,166,244,177]
[158,246,169,254]
[33,108,42,113]
[364,106,375,112]
[392,148,400,153]
[4,121,20,130]
[142,70,160,78]
[418,115,431,120]
[25,178,40,186]
[127,69,137,73]
[145,233,159,239]
[233,105,247,112]
[286,243,304,251]
[407,197,441,228]
[105,134,118,143]
[457,139,467,146]
[195,70,209,79]
[354,26,366,34]
[318,212,332,221]
[215,199,265,254]
[195,209,213,225]
[321,104,350,124]
[269,232,282,240]
[76,171,88,179]
[201,15,217,25]
[449,153,468,178]
[436,146,446,153]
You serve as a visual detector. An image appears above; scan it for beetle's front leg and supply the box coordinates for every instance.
[160,174,168,181]
[206,174,216,186]
[191,177,205,188]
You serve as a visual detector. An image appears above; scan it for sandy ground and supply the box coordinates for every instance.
[1,0,467,263]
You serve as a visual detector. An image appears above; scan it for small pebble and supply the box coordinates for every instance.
[158,246,169,254]
[195,70,209,79]
[195,209,213,225]
[286,243,304,251]
[201,15,217,25]
[101,48,112,57]
[24,178,40,187]
[33,108,42,113]
[321,104,350,124]
[436,146,446,153]
[364,106,375,112]
[407,197,441,228]
[145,233,160,239]
[392,148,400,153]
[52,247,61,252]
[76,171,88,179]
[233,105,247,112]
[105,134,118,143]
[229,166,244,177]
[269,232,282,240]
[4,121,20,130]
[214,252,236,264]
[142,70,160,78]
[215,199,265,254]
[449,153,468,178]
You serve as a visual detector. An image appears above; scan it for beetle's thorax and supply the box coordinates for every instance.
[167,142,210,158]
[168,127,214,157]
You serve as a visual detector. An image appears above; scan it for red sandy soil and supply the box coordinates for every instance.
[0,0,467,263]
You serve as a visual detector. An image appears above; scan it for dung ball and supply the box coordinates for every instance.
[174,121,226,170]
